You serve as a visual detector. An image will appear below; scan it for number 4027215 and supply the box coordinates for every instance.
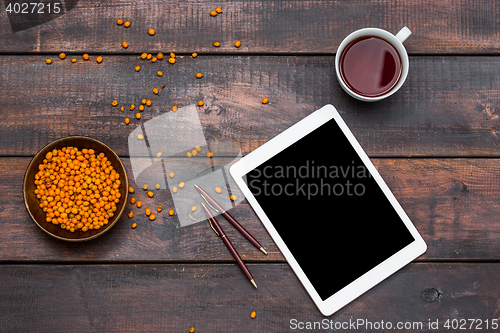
[5,2,61,14]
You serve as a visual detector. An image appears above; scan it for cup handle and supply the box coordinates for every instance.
[395,26,411,43]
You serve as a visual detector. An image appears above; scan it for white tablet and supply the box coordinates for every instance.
[230,104,426,316]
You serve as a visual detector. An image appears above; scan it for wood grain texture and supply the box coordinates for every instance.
[3,157,500,262]
[0,263,499,332]
[0,0,499,54]
[1,55,500,157]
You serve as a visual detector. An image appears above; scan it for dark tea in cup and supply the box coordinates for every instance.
[339,36,402,98]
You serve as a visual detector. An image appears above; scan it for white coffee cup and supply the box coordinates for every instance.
[335,27,411,102]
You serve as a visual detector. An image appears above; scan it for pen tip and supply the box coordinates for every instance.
[260,247,268,255]
[193,184,199,188]
[251,279,258,288]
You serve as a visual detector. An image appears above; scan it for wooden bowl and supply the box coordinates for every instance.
[23,136,128,241]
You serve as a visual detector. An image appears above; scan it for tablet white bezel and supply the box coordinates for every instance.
[230,104,427,316]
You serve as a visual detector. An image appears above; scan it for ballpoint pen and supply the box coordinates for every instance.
[194,184,267,255]
[201,202,258,288]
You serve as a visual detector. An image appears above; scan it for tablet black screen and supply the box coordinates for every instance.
[245,118,415,301]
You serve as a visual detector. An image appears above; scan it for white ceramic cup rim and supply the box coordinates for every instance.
[335,27,411,102]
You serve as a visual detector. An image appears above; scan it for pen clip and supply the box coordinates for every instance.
[200,193,220,214]
[208,219,220,236]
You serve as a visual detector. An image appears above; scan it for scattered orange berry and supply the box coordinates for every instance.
[196,72,203,78]
[83,54,89,60]
[230,194,237,201]
[234,40,241,48]
[124,21,131,28]
[124,118,130,125]
[122,41,129,48]
[215,187,222,193]
[135,66,141,72]
[116,19,123,25]
[197,100,204,106]
[213,42,220,47]
[168,58,175,64]
[192,53,198,58]
[96,56,103,63]
[210,10,217,16]
[216,7,222,13]
[132,222,137,229]
[59,53,66,60]
[148,28,155,36]
[262,98,269,104]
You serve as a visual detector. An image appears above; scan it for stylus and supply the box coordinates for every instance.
[195,184,268,255]
[201,202,258,288]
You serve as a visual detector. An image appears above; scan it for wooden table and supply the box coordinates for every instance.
[1,1,499,332]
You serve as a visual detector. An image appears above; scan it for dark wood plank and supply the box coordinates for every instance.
[0,0,499,54]
[1,55,500,157]
[0,263,499,332]
[3,157,500,262]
